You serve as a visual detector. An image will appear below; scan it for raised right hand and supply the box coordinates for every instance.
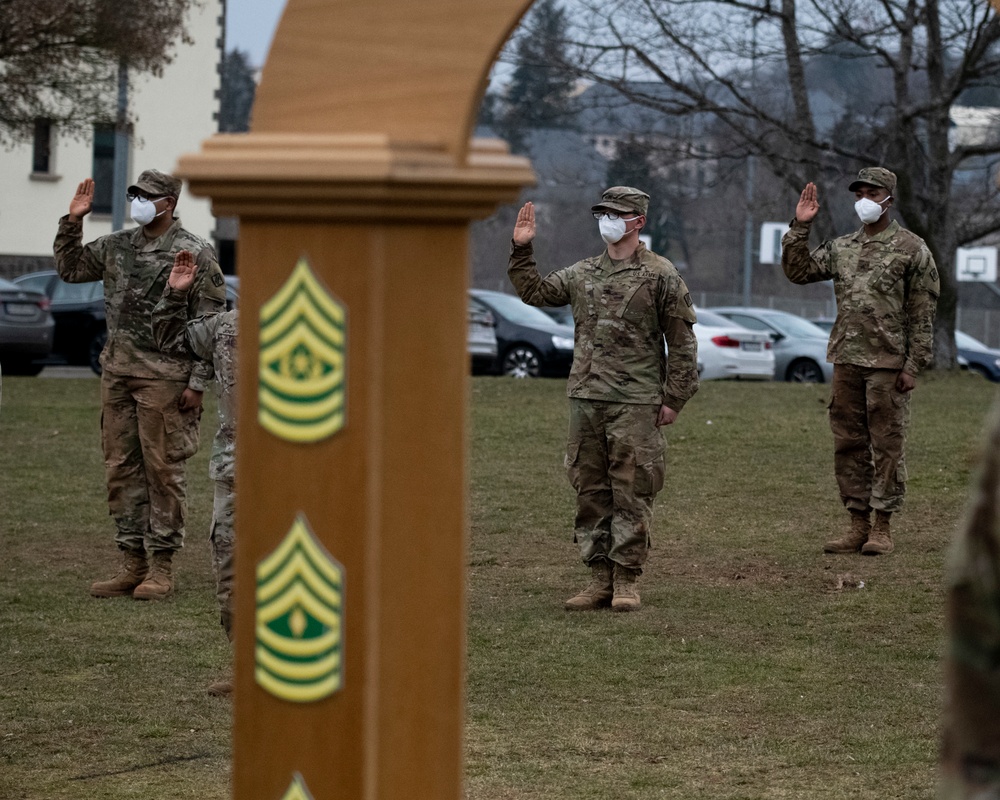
[795,182,820,223]
[512,201,536,245]
[168,251,198,291]
[69,179,95,221]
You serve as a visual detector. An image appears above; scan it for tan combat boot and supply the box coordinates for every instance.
[824,510,871,554]
[862,511,894,555]
[611,563,641,612]
[90,549,148,598]
[207,676,233,697]
[564,559,613,611]
[133,551,175,600]
[208,620,234,696]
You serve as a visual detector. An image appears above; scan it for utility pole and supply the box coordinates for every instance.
[741,19,760,307]
[111,57,129,232]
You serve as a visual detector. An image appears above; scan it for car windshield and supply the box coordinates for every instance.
[51,280,102,303]
[695,309,741,328]
[956,331,989,351]
[477,293,560,326]
[12,274,52,293]
[762,311,829,338]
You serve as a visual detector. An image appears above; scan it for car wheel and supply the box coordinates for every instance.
[969,364,992,381]
[2,359,45,376]
[89,329,107,375]
[786,358,823,383]
[501,345,542,378]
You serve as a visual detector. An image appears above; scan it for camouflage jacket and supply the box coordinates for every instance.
[152,289,237,482]
[941,401,1000,796]
[508,240,699,410]
[782,219,939,375]
[53,216,226,388]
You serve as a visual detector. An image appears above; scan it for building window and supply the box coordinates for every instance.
[32,118,53,174]
[92,123,116,214]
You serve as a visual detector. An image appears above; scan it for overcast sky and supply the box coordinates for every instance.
[226,0,287,67]
[225,0,512,83]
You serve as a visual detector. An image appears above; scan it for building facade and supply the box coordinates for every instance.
[0,0,224,278]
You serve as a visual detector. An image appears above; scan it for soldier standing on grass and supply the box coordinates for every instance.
[782,167,940,555]
[152,255,237,696]
[54,170,227,599]
[507,187,699,612]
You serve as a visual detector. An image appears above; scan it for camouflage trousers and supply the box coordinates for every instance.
[211,478,235,638]
[828,364,910,514]
[565,399,665,571]
[101,372,201,553]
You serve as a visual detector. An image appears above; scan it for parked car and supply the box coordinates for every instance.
[13,270,106,374]
[810,317,835,333]
[692,308,775,380]
[708,306,834,382]
[15,270,239,375]
[468,295,498,372]
[469,289,574,378]
[0,278,55,376]
[957,330,1000,381]
[541,305,574,327]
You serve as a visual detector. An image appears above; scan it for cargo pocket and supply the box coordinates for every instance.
[619,283,654,327]
[565,440,582,491]
[870,258,907,293]
[164,406,202,463]
[634,439,666,497]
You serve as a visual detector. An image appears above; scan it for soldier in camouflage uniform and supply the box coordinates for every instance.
[153,253,237,695]
[782,167,940,555]
[54,170,227,599]
[508,187,699,612]
[941,401,1000,798]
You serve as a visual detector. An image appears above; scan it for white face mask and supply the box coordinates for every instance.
[130,196,166,226]
[855,196,890,225]
[599,216,627,244]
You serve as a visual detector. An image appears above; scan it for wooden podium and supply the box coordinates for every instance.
[176,2,535,798]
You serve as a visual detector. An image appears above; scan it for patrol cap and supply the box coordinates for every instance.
[848,167,897,195]
[127,169,182,199]
[591,186,650,216]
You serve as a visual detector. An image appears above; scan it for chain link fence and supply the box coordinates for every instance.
[691,292,836,321]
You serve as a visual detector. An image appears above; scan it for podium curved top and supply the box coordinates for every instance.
[252,0,534,161]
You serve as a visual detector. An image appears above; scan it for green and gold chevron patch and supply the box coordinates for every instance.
[256,516,344,703]
[259,258,346,443]
[278,774,314,800]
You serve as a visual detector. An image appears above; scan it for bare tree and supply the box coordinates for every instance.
[0,0,196,146]
[561,0,1000,366]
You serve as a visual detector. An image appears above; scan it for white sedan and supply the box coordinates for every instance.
[691,308,775,380]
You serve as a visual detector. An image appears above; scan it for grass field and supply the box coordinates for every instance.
[1,371,997,799]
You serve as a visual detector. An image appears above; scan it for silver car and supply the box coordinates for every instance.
[708,307,833,382]
[468,295,498,372]
[0,277,55,376]
[692,308,775,380]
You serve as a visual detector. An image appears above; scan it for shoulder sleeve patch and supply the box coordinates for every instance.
[212,273,225,287]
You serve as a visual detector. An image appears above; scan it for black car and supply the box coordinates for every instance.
[469,289,574,378]
[13,270,105,374]
[14,270,239,375]
[541,305,574,327]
